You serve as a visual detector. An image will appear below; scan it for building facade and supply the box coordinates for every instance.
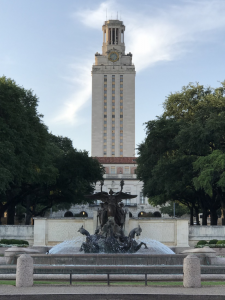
[92,20,135,158]
[52,19,158,219]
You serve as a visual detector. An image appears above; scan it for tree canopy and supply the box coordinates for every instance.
[0,76,104,224]
[137,82,225,225]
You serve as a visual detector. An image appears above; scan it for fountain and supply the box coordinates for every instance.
[78,180,151,253]
[49,180,174,255]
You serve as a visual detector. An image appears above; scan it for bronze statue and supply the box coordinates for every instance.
[78,181,148,254]
[85,180,136,228]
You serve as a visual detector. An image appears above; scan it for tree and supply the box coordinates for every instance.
[20,136,104,223]
[136,116,202,225]
[0,77,104,224]
[193,150,225,225]
[0,76,53,223]
[137,82,225,225]
[160,201,190,218]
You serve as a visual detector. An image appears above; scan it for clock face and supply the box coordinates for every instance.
[108,51,119,62]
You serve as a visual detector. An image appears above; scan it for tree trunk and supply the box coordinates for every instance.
[221,200,225,226]
[7,204,15,225]
[210,208,218,225]
[190,206,194,225]
[25,196,32,225]
[202,208,208,225]
[195,207,200,225]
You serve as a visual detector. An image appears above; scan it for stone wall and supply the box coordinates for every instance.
[3,221,225,248]
[0,225,34,245]
[129,219,189,247]
[189,226,225,246]
[33,217,189,247]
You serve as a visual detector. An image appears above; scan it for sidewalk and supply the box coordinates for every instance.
[0,285,225,299]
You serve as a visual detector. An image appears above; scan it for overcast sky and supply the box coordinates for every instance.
[1,0,225,155]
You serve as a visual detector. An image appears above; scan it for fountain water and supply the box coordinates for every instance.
[49,236,174,255]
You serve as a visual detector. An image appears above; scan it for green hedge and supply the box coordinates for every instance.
[217,240,225,245]
[197,240,208,246]
[0,239,29,245]
[209,239,218,245]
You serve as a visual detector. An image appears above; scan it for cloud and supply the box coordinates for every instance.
[55,0,225,124]
[53,59,92,125]
[76,0,225,72]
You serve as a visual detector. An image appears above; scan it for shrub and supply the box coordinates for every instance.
[0,239,29,245]
[209,239,218,244]
[153,211,162,217]
[217,240,225,245]
[197,240,208,246]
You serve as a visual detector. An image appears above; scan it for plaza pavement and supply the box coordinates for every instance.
[0,285,225,299]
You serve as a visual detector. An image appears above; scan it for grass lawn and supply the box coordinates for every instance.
[0,280,225,286]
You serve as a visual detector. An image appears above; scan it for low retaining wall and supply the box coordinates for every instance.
[33,217,189,247]
[189,226,225,247]
[2,222,225,249]
[18,254,187,266]
[0,226,34,246]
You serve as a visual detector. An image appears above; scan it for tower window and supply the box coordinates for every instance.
[104,96,107,100]
[140,192,145,204]
[104,145,106,149]
[112,96,115,100]
[120,75,123,82]
[104,84,107,88]
[104,75,107,82]
[124,167,130,174]
[112,84,115,88]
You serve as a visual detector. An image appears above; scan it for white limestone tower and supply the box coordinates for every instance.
[91,20,135,157]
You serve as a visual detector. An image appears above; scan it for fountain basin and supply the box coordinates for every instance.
[10,253,204,265]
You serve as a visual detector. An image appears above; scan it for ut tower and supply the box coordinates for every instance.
[91,20,135,158]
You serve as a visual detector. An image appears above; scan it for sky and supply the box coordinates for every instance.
[1,0,225,155]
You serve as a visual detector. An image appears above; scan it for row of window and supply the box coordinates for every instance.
[103,75,123,156]
[110,166,129,174]
[104,84,123,88]
[120,75,123,156]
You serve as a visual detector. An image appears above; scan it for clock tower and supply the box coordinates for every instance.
[91,19,135,158]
